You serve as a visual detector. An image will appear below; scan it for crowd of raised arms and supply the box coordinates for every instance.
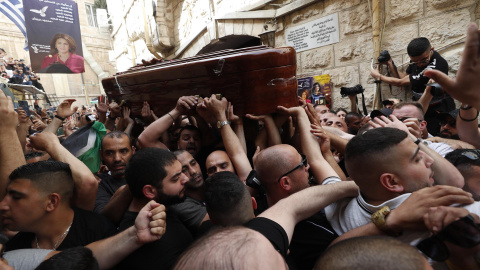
[0,23,479,270]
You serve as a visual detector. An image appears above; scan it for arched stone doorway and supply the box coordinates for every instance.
[196,35,261,55]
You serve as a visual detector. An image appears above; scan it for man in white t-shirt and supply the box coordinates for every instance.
[323,126,478,267]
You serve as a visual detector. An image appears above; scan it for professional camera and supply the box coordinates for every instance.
[340,84,365,97]
[377,50,391,63]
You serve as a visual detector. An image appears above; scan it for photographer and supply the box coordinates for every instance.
[370,38,454,135]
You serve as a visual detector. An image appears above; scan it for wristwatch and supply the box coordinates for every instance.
[371,206,402,236]
[216,120,231,129]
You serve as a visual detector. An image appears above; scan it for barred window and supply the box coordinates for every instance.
[85,3,97,27]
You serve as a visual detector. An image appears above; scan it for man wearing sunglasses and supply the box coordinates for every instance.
[371,37,455,135]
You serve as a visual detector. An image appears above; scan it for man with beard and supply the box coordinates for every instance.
[94,131,134,224]
[115,148,192,270]
[170,150,209,233]
[437,109,459,140]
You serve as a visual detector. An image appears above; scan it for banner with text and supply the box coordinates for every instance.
[24,0,84,73]
[285,13,339,53]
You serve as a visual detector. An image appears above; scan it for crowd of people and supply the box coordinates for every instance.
[0,49,43,90]
[0,23,479,270]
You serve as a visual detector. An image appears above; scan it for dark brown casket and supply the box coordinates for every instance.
[101,46,298,117]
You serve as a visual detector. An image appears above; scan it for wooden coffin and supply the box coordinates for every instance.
[101,46,298,117]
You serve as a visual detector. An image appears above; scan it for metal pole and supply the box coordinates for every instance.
[371,0,382,110]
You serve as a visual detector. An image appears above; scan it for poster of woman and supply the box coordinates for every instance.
[24,0,84,74]
[41,33,85,73]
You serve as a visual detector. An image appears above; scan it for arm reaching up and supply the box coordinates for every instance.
[277,106,338,184]
[425,23,480,109]
[0,94,24,199]
[45,99,78,134]
[203,95,252,183]
[137,96,198,149]
[29,132,98,210]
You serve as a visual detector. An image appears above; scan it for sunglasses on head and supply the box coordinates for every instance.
[277,154,307,182]
[416,215,480,261]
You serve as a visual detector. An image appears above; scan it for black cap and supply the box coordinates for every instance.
[382,100,394,106]
[437,109,459,121]
[370,108,393,119]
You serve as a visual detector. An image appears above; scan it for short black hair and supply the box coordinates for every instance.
[24,151,46,161]
[177,125,201,140]
[407,37,431,57]
[101,131,132,149]
[345,112,362,124]
[336,108,348,114]
[35,247,99,270]
[445,149,480,168]
[125,148,177,199]
[204,171,253,226]
[345,128,408,169]
[9,160,74,202]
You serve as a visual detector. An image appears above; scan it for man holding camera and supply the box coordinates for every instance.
[371,38,455,135]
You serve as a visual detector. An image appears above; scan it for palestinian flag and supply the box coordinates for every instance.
[61,121,107,173]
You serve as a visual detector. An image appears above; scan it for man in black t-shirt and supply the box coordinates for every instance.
[371,37,455,135]
[174,171,358,269]
[115,148,193,270]
[94,131,134,224]
[2,161,116,252]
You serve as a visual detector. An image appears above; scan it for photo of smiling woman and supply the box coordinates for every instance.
[41,33,85,73]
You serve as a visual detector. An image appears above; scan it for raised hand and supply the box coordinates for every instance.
[29,131,59,151]
[276,105,303,116]
[95,95,109,114]
[17,108,29,125]
[386,185,474,232]
[305,103,321,126]
[175,96,198,116]
[227,102,240,123]
[123,106,134,125]
[310,123,331,154]
[57,99,78,118]
[108,101,122,117]
[203,94,228,120]
[425,23,480,109]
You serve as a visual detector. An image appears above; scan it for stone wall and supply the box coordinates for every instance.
[109,0,480,111]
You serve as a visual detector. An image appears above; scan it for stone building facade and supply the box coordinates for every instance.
[0,0,114,106]
[107,0,480,110]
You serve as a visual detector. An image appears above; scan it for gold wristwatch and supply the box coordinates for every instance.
[371,206,402,236]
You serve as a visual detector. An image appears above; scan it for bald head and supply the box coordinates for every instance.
[255,145,300,186]
[174,227,287,270]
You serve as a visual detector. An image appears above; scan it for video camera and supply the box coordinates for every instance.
[377,50,391,63]
[340,84,365,97]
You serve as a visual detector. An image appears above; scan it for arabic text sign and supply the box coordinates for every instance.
[285,13,339,53]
